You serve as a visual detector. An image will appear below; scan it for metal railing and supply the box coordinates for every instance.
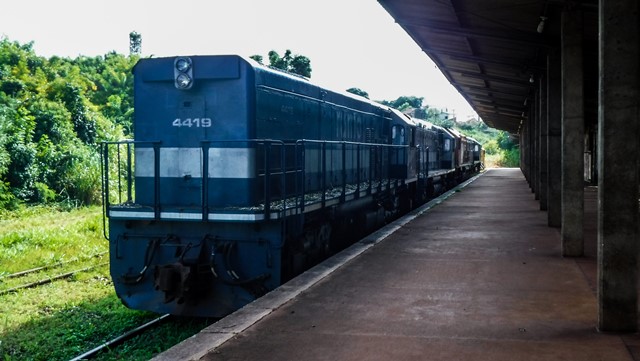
[100,139,408,222]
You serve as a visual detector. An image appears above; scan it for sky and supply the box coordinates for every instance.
[1,0,477,119]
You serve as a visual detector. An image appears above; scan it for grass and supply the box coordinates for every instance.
[0,206,106,275]
[93,317,212,361]
[0,267,153,360]
[0,205,210,361]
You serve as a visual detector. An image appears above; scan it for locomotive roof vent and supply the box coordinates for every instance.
[174,57,193,90]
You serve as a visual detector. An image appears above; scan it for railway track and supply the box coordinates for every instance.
[0,262,109,296]
[68,314,172,361]
[0,252,109,296]
[0,251,107,280]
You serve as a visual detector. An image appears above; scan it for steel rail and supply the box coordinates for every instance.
[0,252,108,280]
[0,262,109,296]
[68,314,171,361]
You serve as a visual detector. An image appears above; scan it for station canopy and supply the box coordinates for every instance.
[378,0,598,134]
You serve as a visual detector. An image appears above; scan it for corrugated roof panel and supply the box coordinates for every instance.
[378,0,559,134]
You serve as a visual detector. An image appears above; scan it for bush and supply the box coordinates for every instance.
[483,139,499,155]
[483,148,520,168]
[0,181,19,210]
[62,149,102,205]
[6,140,37,199]
[34,182,57,203]
[502,148,520,167]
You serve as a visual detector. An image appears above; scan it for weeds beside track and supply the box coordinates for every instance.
[0,206,212,361]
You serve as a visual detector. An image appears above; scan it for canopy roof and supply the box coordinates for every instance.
[378,0,598,134]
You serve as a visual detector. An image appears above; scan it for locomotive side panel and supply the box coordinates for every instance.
[254,75,392,197]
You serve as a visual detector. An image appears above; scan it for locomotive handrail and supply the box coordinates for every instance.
[199,139,288,221]
[292,138,408,148]
[101,138,409,224]
[293,139,408,213]
[100,140,162,239]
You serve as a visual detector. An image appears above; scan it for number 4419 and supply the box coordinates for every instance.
[172,118,212,127]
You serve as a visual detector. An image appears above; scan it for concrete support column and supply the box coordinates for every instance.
[547,48,562,228]
[539,74,549,211]
[519,124,524,174]
[521,120,530,181]
[529,93,535,196]
[529,92,538,199]
[597,0,639,333]
[526,114,531,185]
[533,90,540,200]
[528,116,533,185]
[560,8,584,256]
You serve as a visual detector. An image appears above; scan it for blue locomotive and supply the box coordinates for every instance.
[101,55,482,317]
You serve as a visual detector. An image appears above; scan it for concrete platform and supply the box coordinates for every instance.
[154,168,639,361]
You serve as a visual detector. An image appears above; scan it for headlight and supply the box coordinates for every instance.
[174,57,193,90]
[175,73,192,89]
[175,57,191,72]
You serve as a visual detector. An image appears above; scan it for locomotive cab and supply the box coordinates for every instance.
[389,109,415,181]
[469,137,483,171]
[439,127,456,170]
[132,55,257,211]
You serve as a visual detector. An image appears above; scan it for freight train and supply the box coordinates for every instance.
[101,55,483,317]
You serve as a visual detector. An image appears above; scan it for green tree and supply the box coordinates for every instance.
[289,55,311,78]
[379,95,424,109]
[0,37,127,207]
[483,139,499,155]
[129,31,142,55]
[252,50,312,78]
[346,88,369,99]
[249,55,263,64]
[268,50,290,70]
[80,52,137,135]
[59,82,96,144]
[497,130,515,150]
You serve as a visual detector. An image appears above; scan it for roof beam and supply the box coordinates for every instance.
[422,47,546,71]
[465,94,526,108]
[464,90,526,100]
[460,85,529,97]
[468,94,525,107]
[479,115,523,126]
[480,117,521,132]
[478,108,523,116]
[471,100,526,111]
[399,19,550,47]
[458,72,533,87]
[546,0,598,11]
[479,117,522,129]
[474,99,524,109]
[478,119,523,132]
[476,117,522,129]
[472,100,525,112]
[479,116,522,124]
[474,103,525,114]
